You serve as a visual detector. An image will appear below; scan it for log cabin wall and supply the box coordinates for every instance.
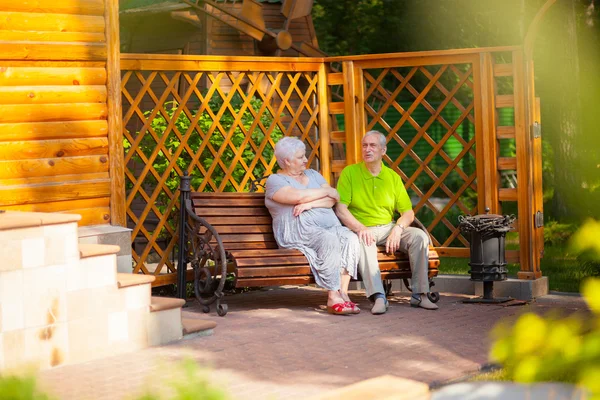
[0,0,125,227]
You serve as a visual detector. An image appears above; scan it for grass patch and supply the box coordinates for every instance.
[437,243,595,293]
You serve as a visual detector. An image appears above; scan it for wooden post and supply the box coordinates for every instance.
[317,63,331,183]
[342,61,360,164]
[105,0,126,226]
[513,49,539,279]
[474,53,499,214]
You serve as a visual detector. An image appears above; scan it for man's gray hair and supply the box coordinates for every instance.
[364,130,387,148]
[274,136,306,169]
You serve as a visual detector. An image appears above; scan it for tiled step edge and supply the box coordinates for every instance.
[182,318,217,338]
[150,296,186,312]
[79,243,120,259]
[116,272,156,288]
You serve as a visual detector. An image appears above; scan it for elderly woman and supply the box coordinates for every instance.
[265,137,360,315]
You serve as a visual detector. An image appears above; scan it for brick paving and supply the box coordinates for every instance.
[39,288,588,400]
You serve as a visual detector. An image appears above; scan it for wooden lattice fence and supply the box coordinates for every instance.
[121,47,543,286]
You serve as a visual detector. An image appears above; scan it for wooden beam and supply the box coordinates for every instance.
[0,42,107,61]
[317,63,331,183]
[0,103,107,123]
[0,0,105,16]
[0,86,106,105]
[0,120,108,142]
[105,0,126,226]
[0,11,105,32]
[342,61,358,165]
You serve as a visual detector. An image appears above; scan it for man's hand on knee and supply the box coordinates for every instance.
[357,228,375,246]
[385,225,403,254]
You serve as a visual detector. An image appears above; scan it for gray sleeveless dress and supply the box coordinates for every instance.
[265,169,359,291]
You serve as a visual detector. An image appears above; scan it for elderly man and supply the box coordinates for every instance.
[335,130,438,314]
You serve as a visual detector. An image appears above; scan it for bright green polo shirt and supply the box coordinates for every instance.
[337,162,412,227]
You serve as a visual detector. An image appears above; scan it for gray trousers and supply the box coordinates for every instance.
[359,223,431,297]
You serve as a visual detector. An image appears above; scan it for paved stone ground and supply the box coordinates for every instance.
[39,288,588,400]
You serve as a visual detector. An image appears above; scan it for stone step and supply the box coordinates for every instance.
[116,273,155,288]
[149,296,185,312]
[182,318,217,338]
[79,243,120,259]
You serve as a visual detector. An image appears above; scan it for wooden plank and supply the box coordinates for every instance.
[200,225,273,234]
[221,242,279,250]
[200,216,272,225]
[342,60,359,164]
[0,178,110,205]
[0,196,108,211]
[196,207,271,216]
[332,160,346,172]
[434,247,470,258]
[120,57,322,72]
[0,86,106,104]
[0,67,106,86]
[325,46,521,63]
[65,206,110,225]
[317,63,331,183]
[328,101,344,114]
[0,155,109,179]
[0,31,105,43]
[0,120,108,142]
[330,131,345,143]
[0,0,106,16]
[0,138,107,160]
[497,126,516,139]
[219,233,276,243]
[476,53,499,214]
[506,250,520,263]
[495,95,514,108]
[0,60,105,67]
[236,256,309,267]
[513,50,533,275]
[0,171,107,186]
[499,188,518,201]
[498,157,517,170]
[105,0,125,227]
[236,266,311,278]
[229,248,303,258]
[0,42,106,61]
[493,63,513,77]
[235,276,312,288]
[0,11,105,32]
[191,192,265,199]
[327,72,343,86]
[0,103,107,123]
[192,197,267,207]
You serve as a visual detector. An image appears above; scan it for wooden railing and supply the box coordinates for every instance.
[120,47,543,286]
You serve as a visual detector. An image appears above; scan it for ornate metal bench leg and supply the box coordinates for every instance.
[428,279,440,303]
[383,279,393,296]
[403,278,412,292]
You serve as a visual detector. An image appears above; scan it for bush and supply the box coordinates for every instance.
[543,220,578,247]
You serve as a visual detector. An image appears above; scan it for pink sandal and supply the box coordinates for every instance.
[327,302,353,315]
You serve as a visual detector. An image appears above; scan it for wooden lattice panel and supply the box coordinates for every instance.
[121,62,323,283]
[362,64,477,248]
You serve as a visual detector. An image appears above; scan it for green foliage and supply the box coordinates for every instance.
[491,221,600,393]
[137,359,227,400]
[490,277,600,393]
[543,220,579,247]
[0,374,54,400]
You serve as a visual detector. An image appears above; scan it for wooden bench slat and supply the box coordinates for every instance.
[235,256,310,267]
[235,276,313,287]
[201,225,273,234]
[192,197,266,207]
[196,207,271,216]
[201,216,272,225]
[191,192,265,199]
[224,242,279,250]
[230,248,304,258]
[220,233,276,243]
[236,266,312,278]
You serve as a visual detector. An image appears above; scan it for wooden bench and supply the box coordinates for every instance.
[179,191,440,316]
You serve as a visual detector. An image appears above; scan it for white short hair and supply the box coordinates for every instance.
[364,130,387,148]
[274,137,305,169]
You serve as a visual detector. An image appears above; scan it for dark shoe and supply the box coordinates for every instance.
[371,297,389,315]
[410,294,439,310]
